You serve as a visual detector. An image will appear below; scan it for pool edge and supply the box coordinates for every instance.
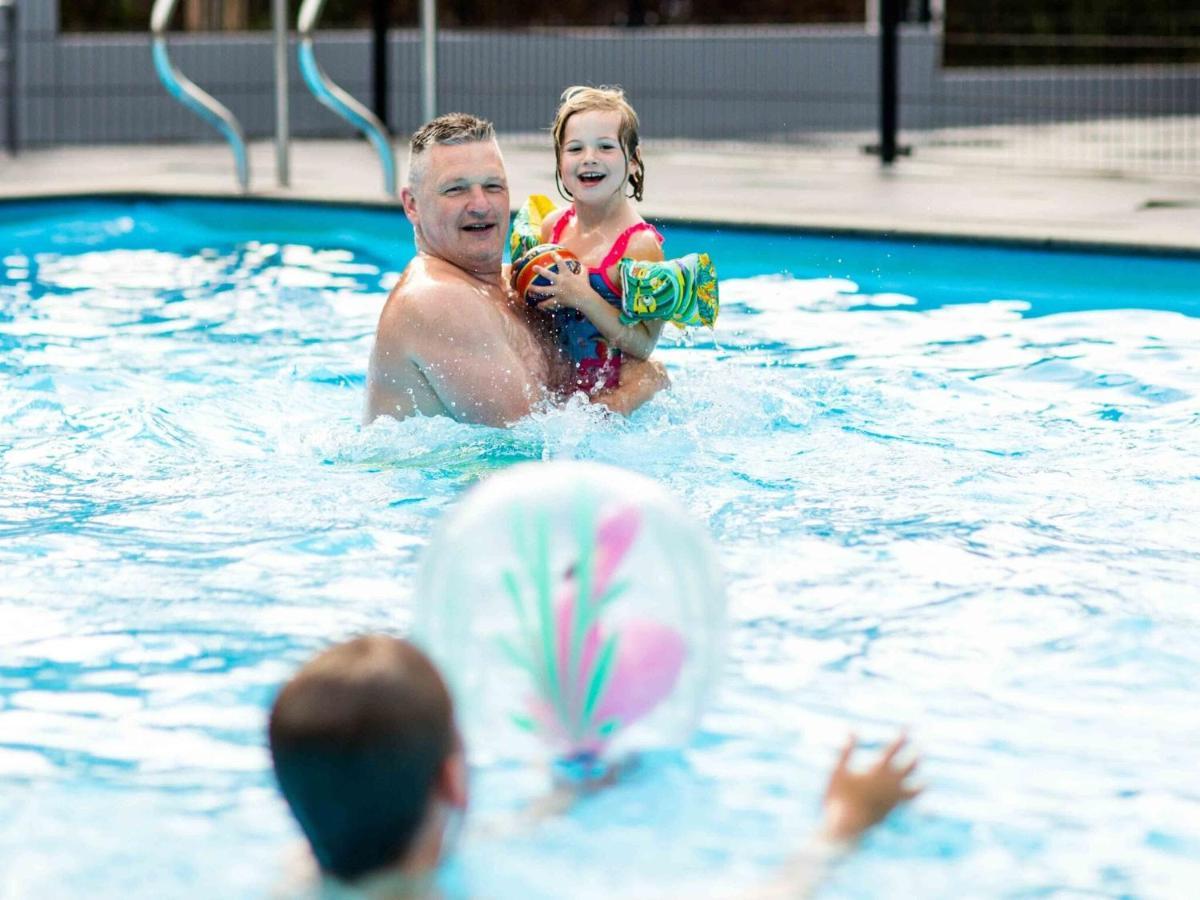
[1,189,1198,260]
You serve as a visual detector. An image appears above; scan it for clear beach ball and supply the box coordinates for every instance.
[413,461,725,768]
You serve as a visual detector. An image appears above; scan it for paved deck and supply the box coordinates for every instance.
[1,137,1198,251]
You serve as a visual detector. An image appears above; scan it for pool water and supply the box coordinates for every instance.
[2,197,1199,898]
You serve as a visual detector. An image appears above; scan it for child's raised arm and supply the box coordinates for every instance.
[745,732,922,900]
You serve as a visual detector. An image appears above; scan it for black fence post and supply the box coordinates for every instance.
[371,0,390,131]
[0,0,15,156]
[879,0,900,165]
[6,0,14,157]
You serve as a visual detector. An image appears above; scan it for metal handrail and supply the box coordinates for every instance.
[298,0,396,197]
[150,0,249,192]
[1,0,15,156]
[273,0,289,187]
[420,0,436,124]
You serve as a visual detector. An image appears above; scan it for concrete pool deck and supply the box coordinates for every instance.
[0,137,1198,251]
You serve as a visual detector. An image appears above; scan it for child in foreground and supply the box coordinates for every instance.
[269,635,921,899]
[510,86,718,394]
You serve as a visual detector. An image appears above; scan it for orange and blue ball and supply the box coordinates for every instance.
[511,243,582,304]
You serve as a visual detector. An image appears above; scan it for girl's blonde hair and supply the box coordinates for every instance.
[551,85,645,202]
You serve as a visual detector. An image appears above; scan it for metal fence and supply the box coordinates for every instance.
[14,25,926,146]
[6,0,1200,177]
[911,35,1200,173]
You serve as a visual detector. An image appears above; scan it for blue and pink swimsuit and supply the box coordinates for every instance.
[549,207,664,391]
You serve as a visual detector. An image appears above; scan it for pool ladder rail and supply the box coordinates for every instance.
[150,0,397,198]
[298,0,397,197]
[150,0,250,193]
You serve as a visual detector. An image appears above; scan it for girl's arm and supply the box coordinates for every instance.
[533,229,667,360]
[539,208,567,244]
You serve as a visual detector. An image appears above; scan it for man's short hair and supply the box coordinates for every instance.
[269,636,455,882]
[407,113,497,188]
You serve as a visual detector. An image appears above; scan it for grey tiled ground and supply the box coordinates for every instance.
[0,136,1197,250]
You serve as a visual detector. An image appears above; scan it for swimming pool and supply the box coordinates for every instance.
[2,195,1199,898]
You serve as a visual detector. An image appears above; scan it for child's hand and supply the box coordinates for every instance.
[533,252,593,312]
[821,733,921,844]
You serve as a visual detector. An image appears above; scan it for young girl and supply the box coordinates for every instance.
[525,85,668,393]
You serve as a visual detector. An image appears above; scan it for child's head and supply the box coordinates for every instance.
[551,85,645,202]
[269,636,465,883]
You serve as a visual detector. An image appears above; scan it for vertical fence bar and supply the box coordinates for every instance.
[879,0,899,164]
[274,0,289,186]
[420,0,436,122]
[2,0,15,155]
[371,0,389,129]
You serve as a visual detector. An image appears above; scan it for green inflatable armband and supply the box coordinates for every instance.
[618,252,719,329]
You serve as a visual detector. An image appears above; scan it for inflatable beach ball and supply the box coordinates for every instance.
[510,242,582,304]
[414,461,725,767]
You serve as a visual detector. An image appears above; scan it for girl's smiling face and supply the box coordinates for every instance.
[559,109,631,202]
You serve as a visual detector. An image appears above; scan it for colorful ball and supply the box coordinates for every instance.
[510,243,582,304]
[413,462,726,768]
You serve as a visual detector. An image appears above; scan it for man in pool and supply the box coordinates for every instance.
[269,635,922,898]
[364,114,668,426]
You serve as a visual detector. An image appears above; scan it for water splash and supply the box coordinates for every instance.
[3,202,1200,898]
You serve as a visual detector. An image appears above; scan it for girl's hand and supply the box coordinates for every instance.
[532,253,592,312]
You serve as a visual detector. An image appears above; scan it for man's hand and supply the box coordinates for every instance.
[590,358,669,416]
[822,733,921,844]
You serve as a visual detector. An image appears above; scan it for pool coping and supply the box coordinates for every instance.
[6,189,1199,261]
[2,138,1197,254]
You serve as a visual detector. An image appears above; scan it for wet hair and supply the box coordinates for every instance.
[407,113,497,188]
[551,85,645,202]
[268,636,456,882]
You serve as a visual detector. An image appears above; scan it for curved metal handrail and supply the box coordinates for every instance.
[298,0,396,197]
[151,0,249,192]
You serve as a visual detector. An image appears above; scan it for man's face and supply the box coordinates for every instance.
[403,140,509,275]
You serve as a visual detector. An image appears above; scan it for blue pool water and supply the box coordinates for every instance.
[2,196,1199,898]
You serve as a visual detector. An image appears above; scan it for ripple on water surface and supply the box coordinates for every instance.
[2,201,1200,898]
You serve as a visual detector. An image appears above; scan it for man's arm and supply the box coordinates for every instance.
[591,357,669,416]
[403,285,552,427]
[365,278,450,424]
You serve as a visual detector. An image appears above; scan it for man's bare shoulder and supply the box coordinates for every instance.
[386,257,481,310]
[379,257,499,337]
